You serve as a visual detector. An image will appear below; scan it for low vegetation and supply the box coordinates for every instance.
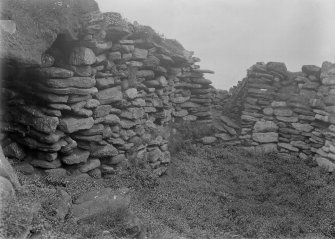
[131,144,335,238]
[3,122,335,238]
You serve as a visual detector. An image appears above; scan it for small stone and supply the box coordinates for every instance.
[36,152,58,162]
[109,154,126,165]
[35,67,74,78]
[220,116,239,129]
[147,148,162,163]
[96,77,115,89]
[274,108,293,117]
[41,77,96,88]
[87,168,102,179]
[315,156,335,172]
[278,143,299,152]
[201,136,217,144]
[79,159,101,173]
[291,123,314,132]
[253,121,278,132]
[30,159,62,169]
[190,78,212,85]
[85,99,100,108]
[14,163,34,175]
[104,114,121,124]
[69,47,96,66]
[252,132,278,143]
[59,117,94,133]
[62,149,90,165]
[3,142,26,160]
[90,144,118,158]
[132,48,148,59]
[125,88,138,99]
[95,87,123,104]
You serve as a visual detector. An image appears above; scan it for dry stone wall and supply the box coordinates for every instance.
[234,61,335,171]
[1,11,215,177]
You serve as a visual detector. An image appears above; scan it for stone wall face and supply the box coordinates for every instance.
[236,61,335,170]
[1,11,215,177]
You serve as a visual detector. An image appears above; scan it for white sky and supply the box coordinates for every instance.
[96,0,335,90]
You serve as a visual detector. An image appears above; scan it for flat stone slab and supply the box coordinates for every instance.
[34,67,74,79]
[62,149,90,165]
[59,117,94,133]
[41,77,96,88]
[71,187,130,222]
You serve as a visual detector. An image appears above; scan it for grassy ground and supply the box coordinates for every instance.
[126,144,335,239]
[4,142,335,238]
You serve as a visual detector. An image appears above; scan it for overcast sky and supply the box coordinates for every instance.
[96,0,335,90]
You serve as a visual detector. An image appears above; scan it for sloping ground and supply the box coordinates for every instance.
[129,145,335,239]
[4,143,335,238]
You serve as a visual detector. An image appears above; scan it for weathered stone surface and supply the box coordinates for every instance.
[322,77,335,85]
[93,105,112,118]
[302,65,321,77]
[148,148,162,163]
[37,92,69,103]
[136,70,155,79]
[266,62,287,75]
[278,143,299,152]
[132,48,148,59]
[201,136,217,144]
[31,159,62,169]
[191,78,212,85]
[104,114,121,124]
[252,132,278,143]
[76,124,104,136]
[36,152,58,162]
[9,106,59,134]
[36,82,98,95]
[0,147,20,189]
[41,77,96,88]
[124,88,138,99]
[120,108,145,120]
[71,187,130,222]
[173,110,188,117]
[79,159,101,173]
[3,142,26,160]
[62,149,90,165]
[220,116,239,129]
[315,156,335,172]
[96,77,115,89]
[253,121,278,132]
[276,116,298,123]
[290,141,309,150]
[59,117,94,133]
[14,163,35,175]
[85,99,100,108]
[35,67,74,79]
[95,87,123,104]
[291,123,314,132]
[274,108,293,117]
[68,94,92,103]
[90,144,118,158]
[69,47,96,66]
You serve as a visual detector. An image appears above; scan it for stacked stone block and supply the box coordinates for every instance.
[1,11,215,177]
